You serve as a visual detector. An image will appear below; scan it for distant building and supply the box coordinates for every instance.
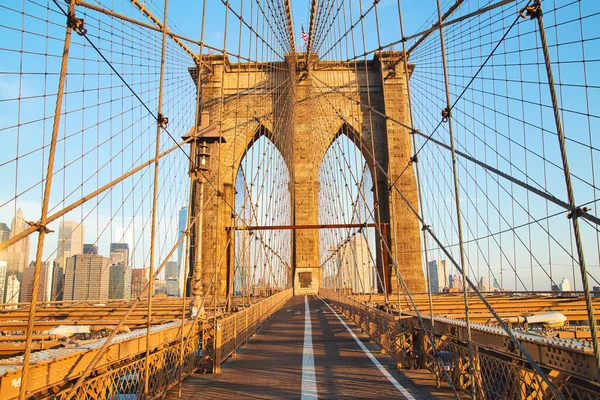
[478,276,490,292]
[131,268,149,298]
[109,264,132,299]
[0,222,10,242]
[559,278,571,292]
[51,263,64,301]
[110,243,130,266]
[337,236,374,293]
[177,207,187,296]
[449,274,463,291]
[6,209,30,275]
[64,254,110,301]
[0,223,10,263]
[492,277,501,291]
[57,221,84,260]
[551,284,560,293]
[21,262,50,303]
[165,261,179,296]
[154,278,167,295]
[0,261,6,303]
[5,274,20,305]
[428,260,448,293]
[83,244,98,255]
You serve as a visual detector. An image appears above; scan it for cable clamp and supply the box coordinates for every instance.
[441,107,451,123]
[519,3,540,20]
[409,154,418,165]
[158,113,169,129]
[27,221,54,234]
[67,14,87,36]
[567,207,591,220]
[421,224,430,232]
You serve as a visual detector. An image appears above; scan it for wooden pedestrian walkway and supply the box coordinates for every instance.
[167,295,458,399]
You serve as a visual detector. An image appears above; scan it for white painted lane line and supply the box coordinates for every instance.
[301,295,318,399]
[318,295,416,400]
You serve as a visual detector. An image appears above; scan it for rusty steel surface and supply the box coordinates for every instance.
[353,293,600,325]
[323,290,600,398]
[229,222,382,231]
[168,295,459,399]
[0,290,292,399]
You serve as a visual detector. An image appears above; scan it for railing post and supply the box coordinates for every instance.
[245,307,249,343]
[213,321,222,374]
[233,312,237,358]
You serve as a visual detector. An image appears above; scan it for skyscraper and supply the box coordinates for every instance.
[51,263,64,301]
[5,274,20,305]
[449,274,463,291]
[337,236,374,294]
[0,223,10,268]
[478,276,490,292]
[21,262,50,303]
[64,254,110,301]
[131,268,149,298]
[110,243,130,266]
[57,221,84,260]
[428,260,448,293]
[83,243,98,255]
[177,207,187,296]
[109,263,132,299]
[6,209,30,276]
[559,278,571,292]
[165,261,179,296]
[0,261,6,303]
[0,222,10,242]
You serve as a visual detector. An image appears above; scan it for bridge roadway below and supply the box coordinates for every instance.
[168,295,458,399]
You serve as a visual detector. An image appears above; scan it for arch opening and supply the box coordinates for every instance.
[233,133,291,296]
[319,130,380,294]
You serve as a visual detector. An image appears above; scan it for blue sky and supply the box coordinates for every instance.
[1,0,599,291]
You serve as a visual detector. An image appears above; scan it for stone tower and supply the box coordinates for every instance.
[187,51,425,296]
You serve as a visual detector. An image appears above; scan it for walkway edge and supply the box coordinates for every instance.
[318,295,416,400]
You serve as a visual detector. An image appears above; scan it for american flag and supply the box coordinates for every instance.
[301,24,308,47]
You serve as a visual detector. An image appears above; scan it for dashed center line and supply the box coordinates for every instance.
[301,295,318,399]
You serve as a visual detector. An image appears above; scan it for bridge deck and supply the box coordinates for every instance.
[168,295,458,399]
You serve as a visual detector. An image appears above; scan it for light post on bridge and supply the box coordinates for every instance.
[183,112,225,317]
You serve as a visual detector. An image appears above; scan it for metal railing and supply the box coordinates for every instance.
[320,289,600,399]
[0,289,292,400]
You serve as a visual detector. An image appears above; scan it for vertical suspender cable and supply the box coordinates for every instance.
[434,0,477,396]
[396,0,440,387]
[19,1,76,398]
[530,0,600,378]
[144,0,170,394]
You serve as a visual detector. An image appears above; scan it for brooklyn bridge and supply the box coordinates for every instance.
[0,0,599,398]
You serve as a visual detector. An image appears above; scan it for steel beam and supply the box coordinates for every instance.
[229,223,381,231]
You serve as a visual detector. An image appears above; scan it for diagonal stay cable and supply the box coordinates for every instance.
[52,0,196,168]
[50,0,294,258]
[390,0,531,190]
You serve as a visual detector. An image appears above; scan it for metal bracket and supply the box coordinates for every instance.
[67,15,87,36]
[26,221,54,234]
[158,113,169,129]
[519,3,541,20]
[441,107,451,123]
[567,207,591,220]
